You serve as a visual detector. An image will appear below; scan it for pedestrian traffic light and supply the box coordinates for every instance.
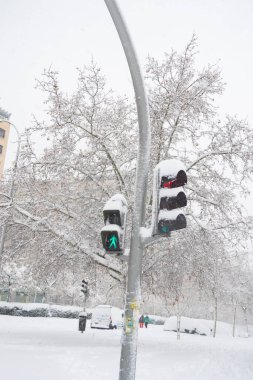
[101,194,128,253]
[81,280,88,294]
[153,159,187,235]
[101,226,122,252]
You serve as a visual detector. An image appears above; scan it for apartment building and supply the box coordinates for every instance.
[0,108,11,179]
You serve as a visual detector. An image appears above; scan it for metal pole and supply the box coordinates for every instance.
[104,2,151,380]
[0,121,21,259]
[83,291,88,311]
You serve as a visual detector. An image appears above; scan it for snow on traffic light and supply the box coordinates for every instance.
[101,194,128,253]
[152,159,187,235]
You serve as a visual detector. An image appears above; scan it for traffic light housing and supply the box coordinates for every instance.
[153,159,187,235]
[81,280,88,295]
[101,194,127,253]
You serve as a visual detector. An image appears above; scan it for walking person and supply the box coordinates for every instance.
[144,315,150,328]
[139,314,144,328]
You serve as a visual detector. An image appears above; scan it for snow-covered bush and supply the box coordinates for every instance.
[0,302,92,319]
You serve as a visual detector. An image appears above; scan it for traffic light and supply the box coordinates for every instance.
[81,280,88,295]
[153,159,187,235]
[101,194,127,253]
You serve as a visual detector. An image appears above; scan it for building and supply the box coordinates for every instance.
[0,107,11,178]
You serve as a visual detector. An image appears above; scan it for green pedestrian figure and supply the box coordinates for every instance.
[109,234,118,249]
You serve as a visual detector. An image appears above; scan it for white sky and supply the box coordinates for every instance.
[1,0,253,211]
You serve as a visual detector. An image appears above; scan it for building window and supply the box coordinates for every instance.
[0,145,3,154]
[0,128,5,138]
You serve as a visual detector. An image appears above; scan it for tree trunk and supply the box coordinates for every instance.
[7,277,11,302]
[243,307,249,338]
[213,297,218,338]
[41,291,46,303]
[232,305,237,337]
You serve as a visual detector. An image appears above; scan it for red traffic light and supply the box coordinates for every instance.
[161,170,187,188]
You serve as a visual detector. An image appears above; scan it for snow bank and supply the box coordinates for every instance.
[164,316,211,335]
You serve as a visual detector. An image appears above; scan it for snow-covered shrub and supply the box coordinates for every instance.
[0,302,91,319]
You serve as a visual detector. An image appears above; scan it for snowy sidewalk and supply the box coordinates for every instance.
[0,315,252,380]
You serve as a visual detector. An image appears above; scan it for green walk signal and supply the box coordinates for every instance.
[108,234,118,249]
[101,228,121,252]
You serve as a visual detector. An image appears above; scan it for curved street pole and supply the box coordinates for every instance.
[104,1,151,379]
[0,121,21,259]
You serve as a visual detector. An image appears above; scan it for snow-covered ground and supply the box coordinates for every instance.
[0,315,253,380]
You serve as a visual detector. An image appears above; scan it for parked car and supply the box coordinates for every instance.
[90,305,123,329]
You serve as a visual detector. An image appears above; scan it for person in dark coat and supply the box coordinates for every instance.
[144,315,150,328]
[139,314,144,328]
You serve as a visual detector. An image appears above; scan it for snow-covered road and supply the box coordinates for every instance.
[0,315,252,380]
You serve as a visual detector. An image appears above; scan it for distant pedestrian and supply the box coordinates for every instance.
[144,315,150,328]
[139,314,144,328]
